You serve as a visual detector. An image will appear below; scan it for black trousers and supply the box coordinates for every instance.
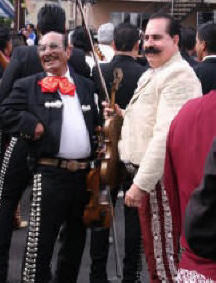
[90,180,142,283]
[0,137,29,282]
[21,165,89,283]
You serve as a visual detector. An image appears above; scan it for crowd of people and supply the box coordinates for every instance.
[0,2,216,283]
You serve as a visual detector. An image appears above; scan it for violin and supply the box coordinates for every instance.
[78,0,123,278]
[83,164,112,228]
[100,68,123,188]
[83,68,123,227]
[94,44,105,61]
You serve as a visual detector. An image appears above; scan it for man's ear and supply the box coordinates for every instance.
[173,34,179,46]
[112,40,116,51]
[66,45,72,59]
[133,41,139,52]
[201,40,207,52]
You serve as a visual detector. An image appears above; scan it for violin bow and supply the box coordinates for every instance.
[77,1,123,280]
[77,0,110,104]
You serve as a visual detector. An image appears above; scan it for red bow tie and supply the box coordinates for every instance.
[38,76,76,96]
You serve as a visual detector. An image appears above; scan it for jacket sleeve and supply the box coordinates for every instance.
[185,137,216,260]
[0,78,40,139]
[133,66,202,192]
[0,47,23,103]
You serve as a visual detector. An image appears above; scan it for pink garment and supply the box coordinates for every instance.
[164,90,216,280]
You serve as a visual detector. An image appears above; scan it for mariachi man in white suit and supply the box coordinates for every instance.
[0,31,98,283]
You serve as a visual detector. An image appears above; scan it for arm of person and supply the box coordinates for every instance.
[0,78,44,140]
[0,47,23,103]
[185,137,216,260]
[133,66,202,193]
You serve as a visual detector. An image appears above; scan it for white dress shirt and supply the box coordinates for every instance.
[55,68,91,159]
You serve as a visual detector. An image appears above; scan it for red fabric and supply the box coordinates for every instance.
[164,90,216,280]
[38,76,76,96]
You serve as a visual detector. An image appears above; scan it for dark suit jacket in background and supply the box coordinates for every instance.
[0,68,98,159]
[181,50,198,68]
[194,57,216,95]
[0,46,42,103]
[185,137,216,261]
[92,55,146,109]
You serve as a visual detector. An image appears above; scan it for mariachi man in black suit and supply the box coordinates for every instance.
[0,4,91,282]
[194,22,216,95]
[0,5,63,282]
[0,31,98,283]
[91,23,146,283]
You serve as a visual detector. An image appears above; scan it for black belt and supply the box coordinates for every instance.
[124,162,139,176]
[38,157,90,172]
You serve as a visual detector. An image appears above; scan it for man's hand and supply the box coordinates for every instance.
[34,123,44,141]
[102,101,124,119]
[125,183,145,207]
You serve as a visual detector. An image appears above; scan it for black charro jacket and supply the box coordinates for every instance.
[194,57,216,95]
[0,67,98,159]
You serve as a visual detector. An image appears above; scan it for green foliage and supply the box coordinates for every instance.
[0,17,12,27]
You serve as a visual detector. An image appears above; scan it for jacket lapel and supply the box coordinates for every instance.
[69,66,85,105]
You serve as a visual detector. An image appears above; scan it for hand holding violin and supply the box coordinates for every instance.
[102,101,125,119]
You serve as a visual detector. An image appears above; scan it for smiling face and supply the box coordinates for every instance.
[144,18,179,68]
[38,32,71,76]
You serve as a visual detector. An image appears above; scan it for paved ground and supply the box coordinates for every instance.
[8,187,150,283]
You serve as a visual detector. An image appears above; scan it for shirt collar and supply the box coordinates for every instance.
[203,55,216,61]
[47,66,70,78]
[47,67,74,83]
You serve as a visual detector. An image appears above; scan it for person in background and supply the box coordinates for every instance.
[194,22,216,94]
[97,23,115,63]
[164,85,216,281]
[91,23,146,283]
[0,26,12,79]
[26,23,37,45]
[71,25,95,71]
[68,29,91,78]
[180,27,198,67]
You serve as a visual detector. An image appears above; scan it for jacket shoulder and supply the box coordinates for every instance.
[12,45,37,59]
[13,72,45,86]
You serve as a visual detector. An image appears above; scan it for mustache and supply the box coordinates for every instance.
[144,46,161,55]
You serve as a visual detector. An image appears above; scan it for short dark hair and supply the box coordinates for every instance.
[72,26,93,53]
[197,22,216,53]
[0,26,11,52]
[149,13,181,39]
[114,23,139,51]
[180,27,196,51]
[27,23,34,30]
[37,4,66,35]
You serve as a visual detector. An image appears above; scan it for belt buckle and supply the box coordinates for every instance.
[125,163,137,175]
[67,160,78,172]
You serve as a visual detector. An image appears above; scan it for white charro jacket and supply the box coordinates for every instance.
[118,51,202,193]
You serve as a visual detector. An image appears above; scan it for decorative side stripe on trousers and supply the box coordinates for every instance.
[150,189,168,281]
[161,184,178,281]
[0,137,18,206]
[22,173,42,283]
[177,268,215,283]
[149,184,178,282]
